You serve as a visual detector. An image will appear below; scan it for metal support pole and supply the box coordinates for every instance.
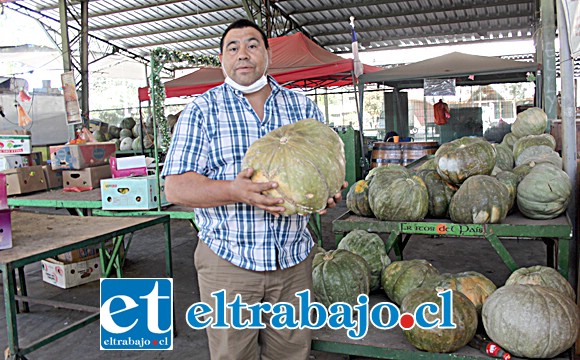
[541,0,557,122]
[556,0,578,289]
[58,0,71,72]
[80,0,89,121]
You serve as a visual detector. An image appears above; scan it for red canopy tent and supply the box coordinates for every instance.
[138,32,382,101]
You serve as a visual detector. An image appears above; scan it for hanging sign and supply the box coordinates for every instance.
[562,0,580,57]
[61,71,82,125]
[423,78,456,96]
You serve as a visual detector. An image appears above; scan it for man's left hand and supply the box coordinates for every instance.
[318,181,348,215]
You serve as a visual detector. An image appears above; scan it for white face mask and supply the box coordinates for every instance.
[224,74,268,94]
[222,55,269,94]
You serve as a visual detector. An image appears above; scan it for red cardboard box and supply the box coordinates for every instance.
[110,156,148,178]
[0,209,12,250]
[49,143,116,170]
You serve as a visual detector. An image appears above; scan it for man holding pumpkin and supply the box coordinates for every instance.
[162,19,345,359]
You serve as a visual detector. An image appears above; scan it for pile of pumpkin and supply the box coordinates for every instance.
[347,107,572,223]
[93,117,158,152]
[312,231,579,357]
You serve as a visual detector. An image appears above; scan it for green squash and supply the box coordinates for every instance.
[417,158,437,171]
[500,132,518,150]
[346,180,373,217]
[337,230,391,291]
[401,288,478,353]
[417,170,457,218]
[515,145,562,168]
[381,259,440,305]
[506,265,575,301]
[449,175,510,224]
[242,119,346,216]
[368,171,429,221]
[120,117,137,130]
[512,133,556,160]
[108,125,121,139]
[435,137,496,185]
[365,164,408,183]
[429,271,497,314]
[312,249,370,307]
[511,107,548,138]
[482,285,579,359]
[492,143,514,171]
[494,170,519,212]
[517,164,571,219]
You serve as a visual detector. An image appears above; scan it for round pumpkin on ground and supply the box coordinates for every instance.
[346,180,373,217]
[337,230,391,291]
[242,118,346,216]
[482,285,579,359]
[449,175,510,224]
[511,107,548,138]
[401,288,478,353]
[368,170,429,221]
[435,137,496,186]
[505,265,576,301]
[428,271,497,313]
[517,163,571,219]
[381,259,440,305]
[312,249,370,307]
[416,170,457,218]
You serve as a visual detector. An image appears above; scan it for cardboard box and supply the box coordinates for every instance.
[0,209,12,250]
[101,175,169,210]
[49,143,116,170]
[28,151,43,165]
[0,135,32,155]
[63,165,111,189]
[42,165,63,189]
[2,165,47,196]
[110,156,148,178]
[0,155,31,171]
[56,238,124,263]
[41,257,102,289]
[0,173,7,209]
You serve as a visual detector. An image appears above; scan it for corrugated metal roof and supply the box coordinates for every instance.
[6,0,538,59]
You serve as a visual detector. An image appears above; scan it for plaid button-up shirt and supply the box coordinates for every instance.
[162,77,325,271]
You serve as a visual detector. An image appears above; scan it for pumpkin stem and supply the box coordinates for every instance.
[279,136,289,145]
[323,252,334,261]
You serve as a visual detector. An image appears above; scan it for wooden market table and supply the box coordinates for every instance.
[0,210,171,360]
[310,210,575,360]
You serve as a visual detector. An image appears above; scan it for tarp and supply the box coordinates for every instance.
[138,32,382,101]
[357,52,539,89]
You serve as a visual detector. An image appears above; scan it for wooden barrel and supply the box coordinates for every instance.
[371,142,402,168]
[401,141,439,166]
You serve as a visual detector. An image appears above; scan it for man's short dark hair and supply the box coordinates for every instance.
[220,19,269,53]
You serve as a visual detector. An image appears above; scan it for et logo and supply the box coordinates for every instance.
[100,278,173,350]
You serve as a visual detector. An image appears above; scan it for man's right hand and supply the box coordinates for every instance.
[232,168,286,217]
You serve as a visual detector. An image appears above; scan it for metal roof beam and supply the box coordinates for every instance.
[107,20,231,41]
[310,13,532,38]
[123,34,221,50]
[89,6,242,31]
[83,0,239,19]
[282,0,530,17]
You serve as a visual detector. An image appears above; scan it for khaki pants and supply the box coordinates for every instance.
[194,241,313,360]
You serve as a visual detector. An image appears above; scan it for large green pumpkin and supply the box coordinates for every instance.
[511,107,548,138]
[517,163,571,219]
[506,265,576,301]
[449,175,510,224]
[492,143,514,171]
[512,133,556,160]
[401,288,478,353]
[429,271,497,314]
[515,144,562,168]
[312,249,370,307]
[435,137,496,185]
[346,180,373,217]
[365,164,408,182]
[242,119,345,216]
[381,259,440,305]
[482,285,579,358]
[368,171,429,221]
[416,170,457,218]
[337,230,391,291]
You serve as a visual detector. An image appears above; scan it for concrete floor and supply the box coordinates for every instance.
[0,203,551,360]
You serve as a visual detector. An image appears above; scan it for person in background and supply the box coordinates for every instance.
[384,130,399,142]
[162,19,346,360]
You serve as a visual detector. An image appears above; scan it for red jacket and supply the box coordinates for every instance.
[434,99,451,125]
